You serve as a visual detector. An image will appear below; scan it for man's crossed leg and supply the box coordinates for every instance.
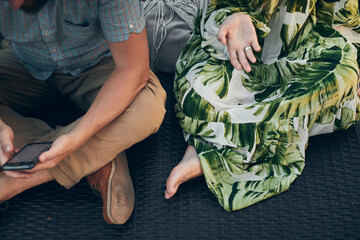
[0,41,166,224]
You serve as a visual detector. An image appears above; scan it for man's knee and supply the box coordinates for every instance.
[92,74,166,152]
[145,87,166,134]
[139,76,166,133]
[147,72,167,132]
[116,81,166,135]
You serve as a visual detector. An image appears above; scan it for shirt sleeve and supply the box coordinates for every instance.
[99,0,145,42]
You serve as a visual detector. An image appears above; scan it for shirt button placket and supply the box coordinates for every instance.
[39,7,60,63]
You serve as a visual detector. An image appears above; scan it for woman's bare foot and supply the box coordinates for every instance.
[165,145,203,199]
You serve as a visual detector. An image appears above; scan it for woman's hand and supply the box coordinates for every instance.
[218,13,261,72]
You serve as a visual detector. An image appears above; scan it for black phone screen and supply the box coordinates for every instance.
[1,142,52,171]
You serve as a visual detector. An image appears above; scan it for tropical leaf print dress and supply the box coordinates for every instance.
[174,0,360,211]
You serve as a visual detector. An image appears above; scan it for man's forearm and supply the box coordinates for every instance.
[67,65,149,148]
[64,28,150,150]
[33,30,151,168]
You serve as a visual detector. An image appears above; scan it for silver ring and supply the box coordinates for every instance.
[244,46,252,51]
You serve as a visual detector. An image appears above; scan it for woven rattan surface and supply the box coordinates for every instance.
[0,73,359,239]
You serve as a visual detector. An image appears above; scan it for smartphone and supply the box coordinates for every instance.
[1,142,52,171]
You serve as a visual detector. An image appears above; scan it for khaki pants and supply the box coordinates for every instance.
[0,40,166,188]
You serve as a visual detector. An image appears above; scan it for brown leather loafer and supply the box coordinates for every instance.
[87,151,135,224]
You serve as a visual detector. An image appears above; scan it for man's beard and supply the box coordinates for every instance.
[20,0,49,14]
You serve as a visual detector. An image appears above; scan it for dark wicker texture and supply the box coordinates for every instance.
[1,73,359,240]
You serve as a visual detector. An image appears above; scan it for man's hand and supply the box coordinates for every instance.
[28,133,78,173]
[0,120,73,178]
[0,123,14,156]
[0,121,31,178]
[218,13,261,72]
[1,132,79,177]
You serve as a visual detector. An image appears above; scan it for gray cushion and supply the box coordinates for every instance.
[143,2,195,73]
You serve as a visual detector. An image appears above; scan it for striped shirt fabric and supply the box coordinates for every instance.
[0,0,145,80]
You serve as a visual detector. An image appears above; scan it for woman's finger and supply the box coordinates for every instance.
[217,27,228,45]
[251,40,261,52]
[229,49,242,70]
[244,46,257,63]
[238,50,251,72]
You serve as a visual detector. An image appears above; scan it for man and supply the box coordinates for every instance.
[0,0,166,224]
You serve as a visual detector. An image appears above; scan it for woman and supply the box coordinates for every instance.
[165,0,360,211]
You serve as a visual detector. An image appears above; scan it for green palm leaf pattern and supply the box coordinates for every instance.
[174,0,360,211]
[199,58,233,98]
